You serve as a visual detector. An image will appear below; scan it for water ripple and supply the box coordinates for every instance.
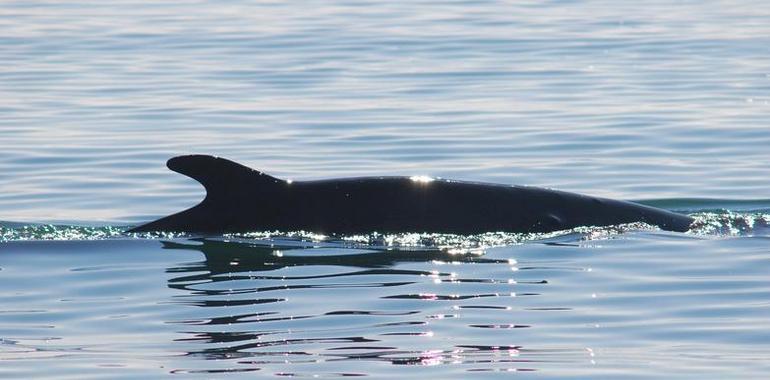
[3,0,770,377]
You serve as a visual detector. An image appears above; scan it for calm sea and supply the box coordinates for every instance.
[1,1,769,378]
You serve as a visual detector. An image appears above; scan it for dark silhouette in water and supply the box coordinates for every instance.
[129,155,693,234]
[163,238,541,364]
[164,238,509,281]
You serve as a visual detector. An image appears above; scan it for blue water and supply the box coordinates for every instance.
[2,0,770,378]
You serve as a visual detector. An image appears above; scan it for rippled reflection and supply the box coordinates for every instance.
[161,238,566,374]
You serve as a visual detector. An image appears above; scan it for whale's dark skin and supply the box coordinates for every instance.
[128,155,694,234]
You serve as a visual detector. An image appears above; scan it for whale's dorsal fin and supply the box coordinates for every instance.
[167,155,284,201]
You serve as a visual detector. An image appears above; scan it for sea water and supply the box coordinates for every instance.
[1,0,770,378]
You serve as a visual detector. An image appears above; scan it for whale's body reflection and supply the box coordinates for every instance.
[161,238,569,373]
[3,234,766,377]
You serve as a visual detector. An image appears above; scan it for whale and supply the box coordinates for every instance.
[128,155,694,234]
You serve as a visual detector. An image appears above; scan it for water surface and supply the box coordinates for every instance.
[2,0,770,378]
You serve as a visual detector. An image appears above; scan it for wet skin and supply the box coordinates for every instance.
[130,155,694,234]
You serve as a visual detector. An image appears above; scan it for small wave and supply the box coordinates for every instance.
[2,210,767,245]
[689,211,770,236]
[636,198,770,213]
[230,222,661,251]
[0,223,185,242]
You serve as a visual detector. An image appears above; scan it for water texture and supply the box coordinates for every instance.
[1,0,770,378]
[2,233,770,379]
[1,0,769,222]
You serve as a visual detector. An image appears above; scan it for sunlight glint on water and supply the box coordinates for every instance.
[2,0,770,378]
